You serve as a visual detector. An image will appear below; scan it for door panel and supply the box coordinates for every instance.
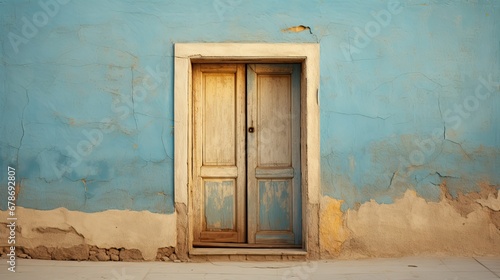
[203,74,236,166]
[258,180,292,231]
[257,75,292,166]
[193,64,246,243]
[247,64,302,245]
[204,179,236,230]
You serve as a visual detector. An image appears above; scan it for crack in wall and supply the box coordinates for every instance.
[444,138,472,160]
[387,171,397,189]
[325,110,391,120]
[81,178,89,206]
[370,72,445,94]
[15,89,29,168]
[130,66,139,132]
[437,97,446,140]
[435,171,458,179]
[160,125,168,159]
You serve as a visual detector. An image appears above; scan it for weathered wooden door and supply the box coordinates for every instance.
[192,63,301,246]
[192,64,246,243]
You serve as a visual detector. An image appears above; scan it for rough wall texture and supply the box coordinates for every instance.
[346,187,500,257]
[0,207,176,260]
[320,187,500,258]
[0,0,499,258]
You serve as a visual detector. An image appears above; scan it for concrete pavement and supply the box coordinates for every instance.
[0,256,499,279]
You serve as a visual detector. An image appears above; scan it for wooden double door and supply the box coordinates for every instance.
[192,63,302,247]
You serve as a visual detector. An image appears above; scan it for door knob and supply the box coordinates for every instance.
[248,127,255,133]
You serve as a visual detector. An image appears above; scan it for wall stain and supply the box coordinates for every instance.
[319,196,349,257]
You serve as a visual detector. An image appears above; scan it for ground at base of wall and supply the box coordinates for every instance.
[1,244,498,263]
[0,244,307,262]
[189,255,307,262]
[0,245,179,262]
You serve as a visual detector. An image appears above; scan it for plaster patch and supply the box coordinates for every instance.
[344,190,500,257]
[440,181,498,216]
[282,25,312,33]
[477,193,500,211]
[0,207,176,260]
[319,196,349,257]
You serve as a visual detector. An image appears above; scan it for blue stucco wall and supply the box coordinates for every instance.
[0,0,498,214]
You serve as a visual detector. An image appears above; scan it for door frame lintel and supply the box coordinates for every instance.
[174,43,320,259]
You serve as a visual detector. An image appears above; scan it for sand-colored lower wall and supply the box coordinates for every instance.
[0,207,176,260]
[2,186,499,261]
[320,186,500,258]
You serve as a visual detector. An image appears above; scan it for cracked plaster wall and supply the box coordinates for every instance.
[0,207,177,260]
[0,0,499,257]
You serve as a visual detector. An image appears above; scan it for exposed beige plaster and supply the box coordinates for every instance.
[344,190,500,257]
[4,189,498,261]
[477,193,500,211]
[281,25,311,33]
[0,207,176,260]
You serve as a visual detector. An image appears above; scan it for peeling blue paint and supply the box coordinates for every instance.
[205,180,235,230]
[0,0,499,214]
[259,181,291,231]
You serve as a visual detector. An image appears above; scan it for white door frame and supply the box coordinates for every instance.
[174,43,320,258]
